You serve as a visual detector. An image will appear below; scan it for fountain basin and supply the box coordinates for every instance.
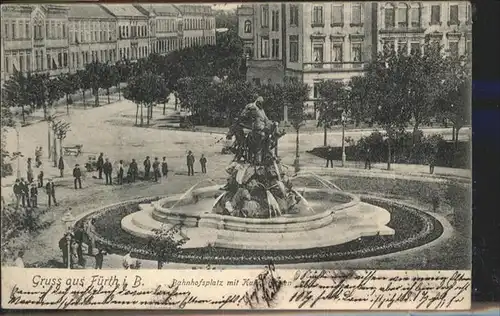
[121,185,395,250]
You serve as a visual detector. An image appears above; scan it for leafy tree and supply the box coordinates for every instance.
[124,71,168,127]
[84,61,105,107]
[58,73,78,115]
[76,69,91,109]
[347,76,370,127]
[1,71,30,123]
[30,73,49,118]
[1,107,14,178]
[258,84,284,122]
[45,76,64,117]
[100,63,116,104]
[362,49,413,170]
[316,80,349,146]
[214,9,237,30]
[147,224,187,269]
[115,59,133,100]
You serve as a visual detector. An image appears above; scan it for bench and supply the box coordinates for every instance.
[63,145,83,157]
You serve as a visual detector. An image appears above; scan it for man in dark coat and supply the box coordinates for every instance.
[117,160,124,185]
[30,183,38,208]
[13,179,22,209]
[325,147,334,168]
[37,170,44,188]
[73,164,83,189]
[128,159,138,183]
[46,179,58,207]
[58,156,65,177]
[143,156,151,180]
[161,157,168,179]
[20,178,31,208]
[186,151,195,176]
[364,147,372,170]
[199,154,207,174]
[96,153,104,179]
[153,157,160,182]
[103,158,113,185]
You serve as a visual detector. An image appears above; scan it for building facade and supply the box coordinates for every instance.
[238,1,472,114]
[1,4,217,82]
[68,4,117,73]
[174,4,216,48]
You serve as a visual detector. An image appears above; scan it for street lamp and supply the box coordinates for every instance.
[61,210,75,269]
[341,110,347,167]
[14,122,21,179]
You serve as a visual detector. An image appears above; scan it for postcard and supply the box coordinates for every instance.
[1,1,472,310]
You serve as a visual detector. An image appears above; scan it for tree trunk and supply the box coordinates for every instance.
[451,126,456,141]
[66,94,70,115]
[174,94,178,111]
[43,105,47,120]
[21,104,25,124]
[59,138,63,159]
[323,126,327,147]
[82,90,86,110]
[107,89,110,104]
[53,131,58,167]
[94,89,99,107]
[47,123,51,159]
[140,103,144,126]
[412,122,420,145]
[387,138,392,170]
[117,83,121,100]
[135,104,139,125]
[295,129,300,158]
[147,106,150,126]
[163,102,166,115]
[455,126,461,149]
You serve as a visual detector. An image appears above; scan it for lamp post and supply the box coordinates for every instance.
[14,122,21,179]
[341,110,347,167]
[61,210,75,269]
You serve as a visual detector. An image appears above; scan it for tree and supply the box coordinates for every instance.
[362,49,413,170]
[316,80,349,146]
[1,107,14,178]
[46,76,64,116]
[100,63,116,104]
[76,69,91,109]
[84,61,105,107]
[115,59,133,100]
[283,81,310,169]
[124,71,168,127]
[2,71,30,124]
[58,73,78,115]
[147,224,187,269]
[347,76,370,126]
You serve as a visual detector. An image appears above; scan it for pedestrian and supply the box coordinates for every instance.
[27,158,34,182]
[429,145,438,175]
[186,151,195,176]
[325,147,334,168]
[59,233,70,267]
[161,157,168,178]
[30,182,38,208]
[153,157,160,182]
[13,179,22,210]
[117,160,124,185]
[96,153,104,179]
[95,248,108,269]
[128,159,138,183]
[14,250,25,268]
[20,178,31,208]
[200,154,207,174]
[35,147,43,168]
[70,240,79,269]
[103,158,113,185]
[46,179,58,207]
[37,170,44,188]
[58,156,65,178]
[143,156,151,180]
[73,164,82,189]
[364,147,372,170]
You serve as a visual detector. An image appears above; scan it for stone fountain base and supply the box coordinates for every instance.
[121,185,395,251]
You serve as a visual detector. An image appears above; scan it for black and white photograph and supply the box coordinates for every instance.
[1,2,472,310]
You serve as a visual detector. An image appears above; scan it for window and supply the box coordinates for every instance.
[25,21,30,38]
[332,43,343,64]
[46,54,51,70]
[351,3,362,26]
[331,4,344,26]
[289,35,299,62]
[352,43,362,62]
[4,21,9,39]
[63,52,68,67]
[410,6,421,27]
[466,4,472,24]
[271,39,279,58]
[12,22,16,39]
[26,53,31,71]
[397,5,408,27]
[290,5,299,26]
[260,36,269,58]
[449,5,459,25]
[431,5,441,25]
[261,5,269,27]
[313,43,323,67]
[244,20,252,33]
[449,42,459,57]
[271,10,279,31]
[466,40,472,54]
[312,6,324,25]
[19,54,24,72]
[397,40,407,55]
[4,56,9,73]
[385,7,395,28]
[410,42,420,55]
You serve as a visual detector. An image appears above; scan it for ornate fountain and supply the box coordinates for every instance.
[121,97,395,250]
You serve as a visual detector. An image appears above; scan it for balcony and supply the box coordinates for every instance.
[46,38,68,48]
[246,59,283,70]
[4,39,32,51]
[303,62,365,72]
[379,24,425,34]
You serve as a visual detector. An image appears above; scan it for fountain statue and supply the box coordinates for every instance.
[213,96,302,218]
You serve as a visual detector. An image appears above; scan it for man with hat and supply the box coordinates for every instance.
[73,164,83,189]
[30,182,38,208]
[186,151,195,176]
[46,179,58,207]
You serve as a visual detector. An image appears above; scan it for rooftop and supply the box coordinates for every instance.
[69,4,115,19]
[136,4,179,17]
[173,4,212,15]
[100,4,146,18]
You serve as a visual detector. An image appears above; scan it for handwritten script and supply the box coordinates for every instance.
[2,268,471,310]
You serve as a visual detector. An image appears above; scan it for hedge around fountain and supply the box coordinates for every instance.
[72,171,474,265]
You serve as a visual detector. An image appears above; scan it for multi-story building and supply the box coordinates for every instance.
[238,1,472,116]
[136,4,181,55]
[100,4,150,61]
[68,4,117,73]
[174,4,216,48]
[377,2,472,57]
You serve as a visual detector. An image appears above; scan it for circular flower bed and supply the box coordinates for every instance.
[76,196,443,265]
